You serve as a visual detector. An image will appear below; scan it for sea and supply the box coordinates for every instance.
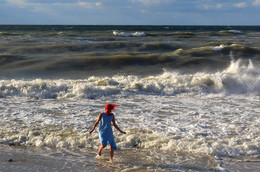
[0,25,259,171]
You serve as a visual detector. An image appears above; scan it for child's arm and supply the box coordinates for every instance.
[112,115,126,134]
[89,113,102,134]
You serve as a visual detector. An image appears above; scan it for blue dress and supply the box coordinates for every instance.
[99,112,117,150]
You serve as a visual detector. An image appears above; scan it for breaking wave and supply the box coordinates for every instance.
[219,30,244,34]
[0,59,259,99]
[113,31,146,37]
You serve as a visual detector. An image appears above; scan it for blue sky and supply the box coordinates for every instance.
[0,0,260,25]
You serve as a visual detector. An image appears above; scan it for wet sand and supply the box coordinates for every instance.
[1,145,259,172]
[0,146,99,172]
[221,156,260,172]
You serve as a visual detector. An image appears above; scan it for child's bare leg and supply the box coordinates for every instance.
[98,143,105,156]
[109,145,114,163]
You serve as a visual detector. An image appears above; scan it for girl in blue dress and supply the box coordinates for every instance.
[89,104,126,162]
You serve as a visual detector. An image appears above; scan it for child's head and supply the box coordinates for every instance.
[105,104,117,113]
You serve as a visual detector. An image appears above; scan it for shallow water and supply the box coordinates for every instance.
[0,145,221,172]
[0,91,259,171]
[1,146,260,171]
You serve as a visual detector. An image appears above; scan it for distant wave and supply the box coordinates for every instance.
[113,31,146,37]
[1,25,260,79]
[212,44,226,51]
[1,42,259,75]
[168,44,260,56]
[0,31,20,36]
[219,30,244,34]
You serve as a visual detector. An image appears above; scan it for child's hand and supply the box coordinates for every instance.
[89,130,93,134]
[122,131,126,134]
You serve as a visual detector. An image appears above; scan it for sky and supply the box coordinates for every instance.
[0,0,260,25]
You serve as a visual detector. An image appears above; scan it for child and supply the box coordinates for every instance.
[89,104,126,162]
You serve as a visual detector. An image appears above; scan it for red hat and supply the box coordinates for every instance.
[105,104,117,111]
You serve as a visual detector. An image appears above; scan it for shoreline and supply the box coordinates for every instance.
[1,145,259,171]
[221,156,260,172]
[0,145,113,172]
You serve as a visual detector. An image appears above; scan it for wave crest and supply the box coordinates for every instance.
[0,60,259,99]
[113,31,146,37]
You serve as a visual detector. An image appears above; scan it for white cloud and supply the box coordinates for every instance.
[78,1,102,8]
[32,5,58,17]
[96,2,102,7]
[131,0,160,5]
[1,0,260,25]
[199,3,223,10]
[5,0,102,8]
[131,0,175,6]
[216,3,223,9]
[253,0,260,6]
[6,0,28,7]
[233,2,247,8]
[201,4,210,10]
[6,0,27,4]
[4,0,103,19]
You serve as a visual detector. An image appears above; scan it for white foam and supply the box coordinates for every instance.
[0,91,259,158]
[0,60,259,158]
[228,30,243,34]
[212,44,226,51]
[113,31,146,37]
[0,60,259,99]
[220,30,244,34]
